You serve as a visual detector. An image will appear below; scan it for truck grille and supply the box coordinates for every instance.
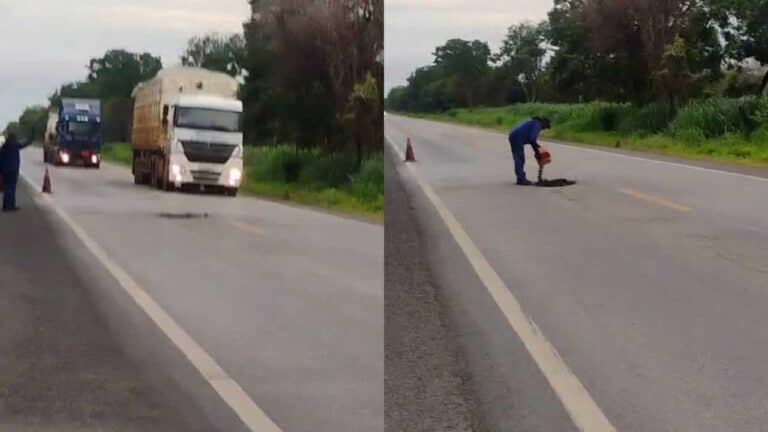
[190,170,221,184]
[180,141,236,164]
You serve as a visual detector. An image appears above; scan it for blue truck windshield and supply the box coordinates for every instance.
[67,121,98,136]
[175,107,242,133]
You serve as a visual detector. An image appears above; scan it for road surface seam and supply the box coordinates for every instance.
[544,140,768,183]
[19,172,282,432]
[386,135,616,432]
[618,188,692,212]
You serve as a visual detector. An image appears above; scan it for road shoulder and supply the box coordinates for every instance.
[0,184,205,431]
[385,146,482,431]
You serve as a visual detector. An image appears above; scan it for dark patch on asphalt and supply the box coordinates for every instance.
[157,212,209,220]
[536,178,576,187]
[385,149,485,432]
[0,187,208,431]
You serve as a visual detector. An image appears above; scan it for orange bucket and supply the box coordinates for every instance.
[537,146,552,166]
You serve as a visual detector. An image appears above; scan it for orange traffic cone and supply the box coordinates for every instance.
[404,137,416,162]
[42,168,52,194]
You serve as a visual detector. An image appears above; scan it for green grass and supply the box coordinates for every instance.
[415,101,768,166]
[101,142,133,166]
[99,142,383,219]
[242,145,383,220]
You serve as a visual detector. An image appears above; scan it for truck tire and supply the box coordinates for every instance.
[225,187,238,197]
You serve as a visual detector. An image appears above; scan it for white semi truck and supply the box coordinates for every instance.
[130,67,244,195]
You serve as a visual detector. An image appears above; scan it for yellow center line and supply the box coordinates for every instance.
[229,220,265,236]
[619,187,692,212]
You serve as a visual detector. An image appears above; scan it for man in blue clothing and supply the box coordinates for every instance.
[508,116,551,185]
[0,132,30,212]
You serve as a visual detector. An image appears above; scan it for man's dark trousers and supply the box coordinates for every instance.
[2,171,18,210]
[509,137,527,182]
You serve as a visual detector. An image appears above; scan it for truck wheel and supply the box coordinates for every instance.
[225,188,238,197]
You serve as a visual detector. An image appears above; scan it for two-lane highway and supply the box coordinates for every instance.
[387,114,768,431]
[20,146,383,432]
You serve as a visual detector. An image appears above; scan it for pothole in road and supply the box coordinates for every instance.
[536,178,577,188]
[156,212,210,220]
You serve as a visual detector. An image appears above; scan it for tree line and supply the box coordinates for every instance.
[5,0,383,167]
[386,0,768,114]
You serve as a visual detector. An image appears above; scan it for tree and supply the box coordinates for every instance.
[433,39,491,107]
[711,0,768,94]
[87,49,162,98]
[495,22,549,102]
[243,0,383,160]
[17,106,48,141]
[3,122,20,137]
[181,33,246,78]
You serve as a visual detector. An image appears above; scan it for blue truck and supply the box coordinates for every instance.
[44,98,102,168]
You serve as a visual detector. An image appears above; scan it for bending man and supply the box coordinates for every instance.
[508,116,551,185]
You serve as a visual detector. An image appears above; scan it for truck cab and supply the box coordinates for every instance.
[44,99,103,168]
[164,95,244,192]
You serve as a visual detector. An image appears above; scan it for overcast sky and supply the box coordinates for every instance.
[385,0,553,94]
[0,0,250,128]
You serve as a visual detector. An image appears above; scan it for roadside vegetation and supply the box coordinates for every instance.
[101,142,133,166]
[5,1,383,219]
[242,146,383,218]
[101,142,383,219]
[387,0,768,166]
[419,98,768,165]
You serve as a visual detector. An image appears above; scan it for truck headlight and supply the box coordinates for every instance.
[229,168,242,185]
[171,164,182,176]
[60,151,70,164]
[90,154,99,164]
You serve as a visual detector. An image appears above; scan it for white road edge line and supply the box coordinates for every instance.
[385,136,616,432]
[20,172,282,432]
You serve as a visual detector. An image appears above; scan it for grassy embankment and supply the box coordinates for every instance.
[415,98,768,166]
[100,142,383,219]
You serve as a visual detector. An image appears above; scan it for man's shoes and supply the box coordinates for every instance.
[516,179,533,186]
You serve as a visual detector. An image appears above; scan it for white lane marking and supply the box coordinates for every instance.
[387,114,768,183]
[385,135,616,431]
[20,173,282,432]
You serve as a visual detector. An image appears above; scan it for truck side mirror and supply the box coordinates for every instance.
[162,105,169,126]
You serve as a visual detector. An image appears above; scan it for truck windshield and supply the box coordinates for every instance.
[67,121,98,136]
[175,107,242,133]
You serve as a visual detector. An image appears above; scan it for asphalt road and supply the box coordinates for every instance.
[0,183,209,431]
[386,114,768,431]
[19,147,384,432]
[384,145,483,432]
